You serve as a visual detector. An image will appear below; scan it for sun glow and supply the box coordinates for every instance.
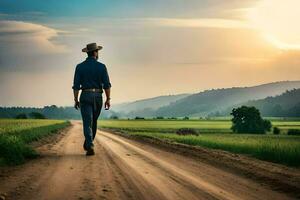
[247,0,300,49]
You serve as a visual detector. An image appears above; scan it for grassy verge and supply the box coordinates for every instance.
[99,119,300,167]
[0,119,70,165]
[124,132,300,166]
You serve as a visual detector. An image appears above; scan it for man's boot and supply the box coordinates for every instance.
[86,146,95,156]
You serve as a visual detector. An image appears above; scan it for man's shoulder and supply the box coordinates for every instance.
[76,60,86,68]
[75,59,106,69]
[95,60,106,67]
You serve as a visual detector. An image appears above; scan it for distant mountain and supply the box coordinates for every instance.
[111,94,190,117]
[154,81,300,117]
[1,81,300,119]
[231,88,300,117]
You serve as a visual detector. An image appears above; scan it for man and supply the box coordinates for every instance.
[72,42,111,156]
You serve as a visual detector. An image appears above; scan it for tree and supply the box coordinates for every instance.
[110,115,119,119]
[230,106,271,134]
[29,112,46,119]
[15,113,28,119]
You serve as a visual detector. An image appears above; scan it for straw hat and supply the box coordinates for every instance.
[82,43,103,52]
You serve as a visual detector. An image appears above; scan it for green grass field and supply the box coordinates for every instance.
[0,119,70,165]
[99,119,300,134]
[99,119,300,167]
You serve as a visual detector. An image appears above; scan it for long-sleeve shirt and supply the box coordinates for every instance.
[72,56,111,91]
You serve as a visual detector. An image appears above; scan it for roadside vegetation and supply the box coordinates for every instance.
[99,117,300,167]
[0,119,70,165]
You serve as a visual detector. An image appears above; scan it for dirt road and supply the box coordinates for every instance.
[0,121,297,200]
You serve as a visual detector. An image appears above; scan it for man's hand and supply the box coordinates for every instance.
[74,100,80,110]
[104,99,110,110]
[73,89,80,110]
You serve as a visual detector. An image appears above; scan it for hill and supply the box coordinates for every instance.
[1,81,300,119]
[154,81,300,117]
[234,88,300,117]
[111,94,190,117]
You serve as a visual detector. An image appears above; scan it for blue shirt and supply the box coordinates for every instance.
[72,56,111,91]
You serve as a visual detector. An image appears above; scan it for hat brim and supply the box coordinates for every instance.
[82,46,103,52]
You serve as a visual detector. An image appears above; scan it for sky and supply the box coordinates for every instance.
[0,0,300,107]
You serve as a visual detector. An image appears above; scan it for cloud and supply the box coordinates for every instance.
[0,20,69,72]
[144,18,251,29]
[0,20,67,53]
[61,17,251,31]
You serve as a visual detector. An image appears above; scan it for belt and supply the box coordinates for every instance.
[82,88,102,92]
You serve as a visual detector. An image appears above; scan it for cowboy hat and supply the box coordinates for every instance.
[82,43,103,52]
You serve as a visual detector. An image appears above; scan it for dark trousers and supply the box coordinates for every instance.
[79,91,103,148]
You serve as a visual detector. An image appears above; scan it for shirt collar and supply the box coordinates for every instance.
[86,56,96,60]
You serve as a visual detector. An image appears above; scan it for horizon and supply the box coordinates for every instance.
[1,0,300,107]
[1,79,299,108]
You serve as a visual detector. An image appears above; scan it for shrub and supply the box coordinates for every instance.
[263,119,272,132]
[287,129,300,135]
[273,127,280,135]
[0,135,37,165]
[29,112,46,119]
[110,115,119,119]
[183,116,189,120]
[135,116,145,120]
[176,128,199,136]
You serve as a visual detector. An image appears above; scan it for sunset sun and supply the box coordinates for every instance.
[248,0,300,49]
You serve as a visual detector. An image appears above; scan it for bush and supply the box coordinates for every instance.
[176,128,199,136]
[135,116,145,120]
[29,112,46,119]
[263,119,272,132]
[183,116,189,120]
[110,115,119,119]
[155,116,164,119]
[0,135,37,165]
[273,127,280,135]
[287,129,300,135]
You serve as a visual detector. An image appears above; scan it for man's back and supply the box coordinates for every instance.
[72,56,111,91]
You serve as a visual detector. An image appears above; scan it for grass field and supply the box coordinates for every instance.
[99,119,300,134]
[99,119,300,167]
[0,119,70,165]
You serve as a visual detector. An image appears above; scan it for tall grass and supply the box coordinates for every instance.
[127,132,300,166]
[0,119,70,165]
